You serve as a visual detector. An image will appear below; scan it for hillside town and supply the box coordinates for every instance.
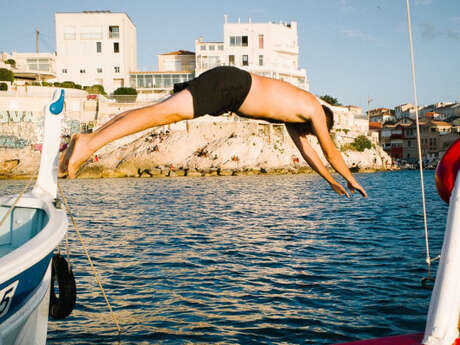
[368,103,460,168]
[0,10,456,177]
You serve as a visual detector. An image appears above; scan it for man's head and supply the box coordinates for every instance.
[322,105,334,132]
[299,105,335,135]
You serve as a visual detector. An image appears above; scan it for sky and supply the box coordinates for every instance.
[0,0,458,110]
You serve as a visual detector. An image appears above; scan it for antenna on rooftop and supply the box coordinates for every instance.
[224,14,228,23]
[35,28,39,53]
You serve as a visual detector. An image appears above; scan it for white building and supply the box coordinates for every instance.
[55,11,136,94]
[0,52,56,83]
[130,49,196,101]
[330,105,369,134]
[195,17,309,90]
[158,50,195,72]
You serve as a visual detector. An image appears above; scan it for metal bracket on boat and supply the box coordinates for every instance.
[53,198,62,209]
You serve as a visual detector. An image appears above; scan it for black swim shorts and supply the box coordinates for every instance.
[173,66,252,117]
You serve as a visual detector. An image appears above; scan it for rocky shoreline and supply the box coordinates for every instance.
[0,119,393,180]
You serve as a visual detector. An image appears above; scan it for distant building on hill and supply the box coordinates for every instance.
[367,107,395,124]
[0,52,56,83]
[55,11,137,93]
[158,50,195,72]
[195,16,309,90]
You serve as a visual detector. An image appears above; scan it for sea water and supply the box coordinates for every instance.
[1,170,447,344]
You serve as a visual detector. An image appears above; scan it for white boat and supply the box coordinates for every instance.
[0,89,69,345]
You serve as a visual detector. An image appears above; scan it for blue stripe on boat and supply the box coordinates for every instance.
[0,252,53,322]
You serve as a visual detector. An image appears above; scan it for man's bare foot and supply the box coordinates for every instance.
[59,133,93,178]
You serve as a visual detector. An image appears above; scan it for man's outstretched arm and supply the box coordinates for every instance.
[285,123,351,197]
[307,102,367,197]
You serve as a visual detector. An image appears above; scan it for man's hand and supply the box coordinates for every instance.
[347,181,368,198]
[329,182,350,198]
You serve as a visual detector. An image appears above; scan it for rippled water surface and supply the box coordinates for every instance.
[1,171,448,344]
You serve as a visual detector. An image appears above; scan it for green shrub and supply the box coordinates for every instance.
[0,83,7,91]
[113,87,137,95]
[60,81,76,88]
[0,68,14,82]
[5,59,16,68]
[342,135,372,152]
[84,84,106,94]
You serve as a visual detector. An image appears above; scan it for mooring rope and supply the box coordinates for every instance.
[57,183,122,335]
[405,0,442,286]
[0,172,37,230]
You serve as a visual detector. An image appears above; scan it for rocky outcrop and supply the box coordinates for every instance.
[0,120,392,179]
[76,121,392,178]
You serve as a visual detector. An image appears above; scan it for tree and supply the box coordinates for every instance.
[0,83,8,91]
[320,94,341,106]
[5,59,16,68]
[0,68,14,82]
[351,135,372,152]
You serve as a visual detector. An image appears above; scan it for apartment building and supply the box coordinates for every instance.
[55,11,137,93]
[195,17,308,90]
[367,107,395,124]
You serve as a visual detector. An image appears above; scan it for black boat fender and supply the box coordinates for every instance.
[49,253,76,319]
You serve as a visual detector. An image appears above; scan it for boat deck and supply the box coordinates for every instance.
[0,206,48,258]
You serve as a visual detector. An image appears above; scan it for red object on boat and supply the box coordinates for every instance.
[435,138,460,203]
[332,332,423,345]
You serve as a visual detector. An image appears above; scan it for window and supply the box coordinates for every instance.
[64,26,76,40]
[242,55,248,66]
[114,66,120,73]
[97,68,103,73]
[114,42,120,53]
[62,68,68,74]
[80,69,86,74]
[230,36,247,47]
[200,45,206,50]
[109,26,119,39]
[218,45,224,51]
[229,55,235,65]
[259,55,264,66]
[258,34,264,49]
[96,42,102,53]
[209,45,215,51]
[80,26,103,40]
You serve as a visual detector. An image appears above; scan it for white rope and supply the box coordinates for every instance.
[405,0,433,272]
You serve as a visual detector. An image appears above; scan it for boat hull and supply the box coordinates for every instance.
[0,262,53,345]
[333,333,424,345]
[0,195,67,345]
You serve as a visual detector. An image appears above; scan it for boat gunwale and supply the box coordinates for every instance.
[0,192,67,285]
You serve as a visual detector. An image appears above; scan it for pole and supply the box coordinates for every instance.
[35,29,39,53]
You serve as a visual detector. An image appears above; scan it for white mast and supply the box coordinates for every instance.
[32,89,65,200]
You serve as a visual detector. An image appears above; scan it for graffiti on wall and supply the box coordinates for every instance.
[0,111,34,123]
[0,135,29,149]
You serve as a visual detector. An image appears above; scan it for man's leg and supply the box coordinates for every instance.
[60,89,194,178]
